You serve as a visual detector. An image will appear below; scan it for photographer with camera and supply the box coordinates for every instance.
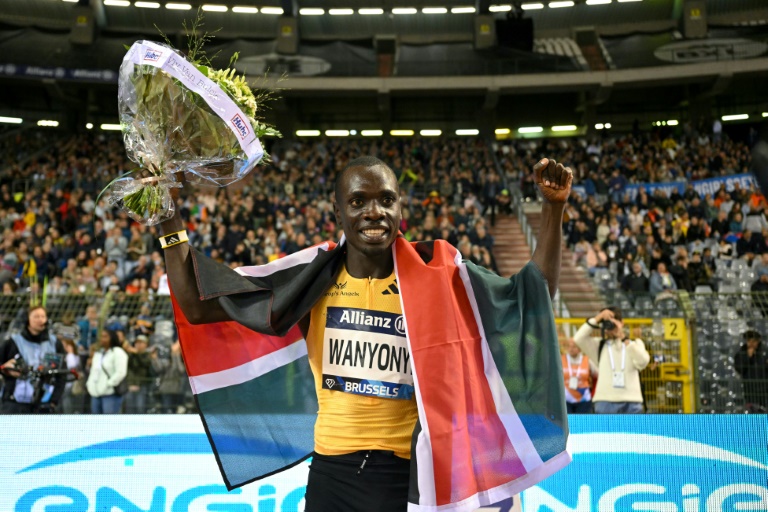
[0,306,68,414]
[574,307,650,414]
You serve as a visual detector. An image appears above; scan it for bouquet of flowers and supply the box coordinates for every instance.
[109,22,280,225]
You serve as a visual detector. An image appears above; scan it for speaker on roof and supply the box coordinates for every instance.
[495,16,534,52]
[375,36,396,77]
[69,5,95,45]
[277,17,299,55]
[682,0,707,39]
[474,15,496,50]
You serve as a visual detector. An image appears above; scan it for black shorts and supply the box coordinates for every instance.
[304,450,410,512]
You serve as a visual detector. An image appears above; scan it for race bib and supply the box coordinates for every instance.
[612,371,625,388]
[322,306,414,399]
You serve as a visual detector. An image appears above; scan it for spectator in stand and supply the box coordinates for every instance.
[687,252,713,291]
[562,338,596,414]
[469,222,494,252]
[718,238,735,261]
[77,305,100,352]
[123,334,153,414]
[589,241,609,276]
[621,262,650,294]
[86,329,128,414]
[608,169,628,205]
[650,262,678,299]
[743,205,768,234]
[669,255,693,292]
[151,340,188,414]
[734,330,768,412]
[752,253,768,278]
[737,230,763,258]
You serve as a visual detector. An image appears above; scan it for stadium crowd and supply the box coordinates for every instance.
[1,123,766,413]
[0,130,504,413]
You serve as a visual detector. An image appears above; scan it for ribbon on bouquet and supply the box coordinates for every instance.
[122,40,264,164]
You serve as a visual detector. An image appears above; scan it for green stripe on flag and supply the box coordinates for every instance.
[465,261,568,462]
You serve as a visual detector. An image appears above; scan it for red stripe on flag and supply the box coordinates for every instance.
[396,239,527,505]
[172,295,302,377]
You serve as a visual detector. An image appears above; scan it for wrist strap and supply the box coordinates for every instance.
[586,319,600,329]
[160,230,188,249]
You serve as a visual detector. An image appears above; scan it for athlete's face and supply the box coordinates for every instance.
[335,165,401,259]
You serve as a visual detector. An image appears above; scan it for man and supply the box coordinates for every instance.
[0,306,67,413]
[574,307,650,414]
[734,330,768,412]
[621,262,649,294]
[159,157,573,512]
[562,338,596,414]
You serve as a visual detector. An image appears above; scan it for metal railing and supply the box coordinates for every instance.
[4,286,766,414]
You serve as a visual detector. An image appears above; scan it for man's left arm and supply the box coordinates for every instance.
[530,158,574,298]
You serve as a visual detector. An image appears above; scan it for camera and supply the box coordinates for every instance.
[601,319,616,331]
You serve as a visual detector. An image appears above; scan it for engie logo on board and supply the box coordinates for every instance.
[520,416,768,512]
[1,418,309,512]
[231,113,250,139]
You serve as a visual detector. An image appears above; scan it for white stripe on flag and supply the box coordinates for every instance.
[453,252,544,472]
[393,241,437,507]
[235,242,331,278]
[188,340,307,395]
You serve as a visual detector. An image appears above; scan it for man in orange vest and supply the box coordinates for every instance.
[562,338,595,414]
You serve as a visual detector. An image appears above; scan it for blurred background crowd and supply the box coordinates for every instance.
[1,120,766,414]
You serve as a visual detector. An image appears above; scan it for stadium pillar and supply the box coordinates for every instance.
[682,0,707,39]
[477,88,498,139]
[474,15,496,50]
[69,0,96,45]
[375,36,397,78]
[377,92,392,135]
[277,0,299,55]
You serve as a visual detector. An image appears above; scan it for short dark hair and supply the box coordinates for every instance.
[744,330,761,341]
[334,156,395,202]
[600,306,623,322]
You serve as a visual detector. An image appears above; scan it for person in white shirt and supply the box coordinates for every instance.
[86,330,128,414]
[574,307,650,414]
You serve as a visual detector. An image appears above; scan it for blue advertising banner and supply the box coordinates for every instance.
[572,173,759,202]
[0,63,117,83]
[0,415,765,512]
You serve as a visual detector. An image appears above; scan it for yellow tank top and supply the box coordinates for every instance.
[306,265,418,459]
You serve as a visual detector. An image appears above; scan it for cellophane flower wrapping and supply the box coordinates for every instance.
[111,40,279,225]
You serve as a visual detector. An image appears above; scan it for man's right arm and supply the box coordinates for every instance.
[159,211,232,325]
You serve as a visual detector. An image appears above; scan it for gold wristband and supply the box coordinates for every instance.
[159,230,189,249]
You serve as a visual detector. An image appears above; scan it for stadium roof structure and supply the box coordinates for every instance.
[1,0,766,41]
[0,0,766,132]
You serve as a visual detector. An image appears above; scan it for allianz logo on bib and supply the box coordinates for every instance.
[327,307,404,337]
[230,113,250,139]
[143,49,163,62]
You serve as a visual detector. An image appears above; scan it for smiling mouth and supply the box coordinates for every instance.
[360,228,389,241]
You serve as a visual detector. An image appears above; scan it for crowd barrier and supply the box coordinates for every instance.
[1,415,765,512]
[3,292,768,414]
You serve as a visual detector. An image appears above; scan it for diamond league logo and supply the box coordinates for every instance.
[654,38,767,63]
[325,378,335,388]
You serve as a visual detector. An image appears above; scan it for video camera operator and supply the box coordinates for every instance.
[0,306,69,414]
[574,306,650,414]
